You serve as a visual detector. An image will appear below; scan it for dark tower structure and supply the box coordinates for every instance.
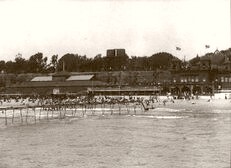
[106,49,128,71]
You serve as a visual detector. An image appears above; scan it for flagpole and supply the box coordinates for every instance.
[176,46,182,61]
[205,45,210,55]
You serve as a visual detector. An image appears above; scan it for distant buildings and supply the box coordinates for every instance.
[168,49,231,96]
[1,48,231,97]
[5,72,106,95]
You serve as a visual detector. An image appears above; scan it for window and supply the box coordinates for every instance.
[221,77,224,83]
[195,77,199,82]
[181,78,184,83]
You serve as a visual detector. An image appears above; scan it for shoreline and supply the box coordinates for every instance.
[155,98,231,111]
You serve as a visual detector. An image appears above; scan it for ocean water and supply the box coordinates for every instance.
[0,102,230,168]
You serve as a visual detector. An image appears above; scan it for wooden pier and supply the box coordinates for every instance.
[0,101,148,126]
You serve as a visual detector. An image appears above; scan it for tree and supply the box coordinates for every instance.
[91,54,105,71]
[148,52,179,70]
[0,60,5,73]
[46,54,59,73]
[27,53,48,73]
[57,53,78,72]
[5,61,15,73]
[14,56,27,73]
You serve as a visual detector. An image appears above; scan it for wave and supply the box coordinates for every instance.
[153,108,185,112]
[212,109,231,114]
[132,115,185,119]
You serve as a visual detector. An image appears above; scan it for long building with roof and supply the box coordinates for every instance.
[5,72,107,95]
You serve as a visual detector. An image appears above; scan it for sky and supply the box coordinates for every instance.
[0,0,230,62]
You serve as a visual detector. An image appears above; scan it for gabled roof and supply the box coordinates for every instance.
[31,76,52,82]
[66,75,94,81]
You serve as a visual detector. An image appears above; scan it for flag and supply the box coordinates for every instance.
[176,47,181,51]
[205,45,210,49]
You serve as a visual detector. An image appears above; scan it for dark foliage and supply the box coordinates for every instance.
[0,50,213,74]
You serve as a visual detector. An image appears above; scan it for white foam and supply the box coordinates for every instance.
[133,115,185,119]
[212,109,231,114]
[154,108,185,112]
[154,116,184,119]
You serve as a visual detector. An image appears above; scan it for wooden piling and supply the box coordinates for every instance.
[51,105,54,119]
[90,103,93,115]
[4,109,7,125]
[74,105,77,117]
[63,104,66,118]
[119,104,121,115]
[46,106,49,120]
[71,105,74,117]
[33,107,36,123]
[39,106,42,120]
[12,108,15,124]
[20,108,23,123]
[110,103,113,115]
[26,107,29,124]
[101,103,104,115]
[126,103,130,114]
[84,104,87,116]
[93,103,96,115]
[81,104,84,117]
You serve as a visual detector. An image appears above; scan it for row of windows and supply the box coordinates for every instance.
[220,77,231,83]
[173,77,205,83]
[173,76,231,83]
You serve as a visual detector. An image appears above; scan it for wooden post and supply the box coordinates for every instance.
[104,103,106,115]
[119,103,121,115]
[85,104,87,116]
[93,103,96,115]
[59,107,62,119]
[81,104,84,117]
[74,104,77,117]
[63,104,67,118]
[46,106,49,120]
[12,107,15,124]
[90,103,93,115]
[101,103,104,115]
[51,105,54,119]
[140,102,143,111]
[110,103,113,115]
[39,106,42,120]
[26,107,29,124]
[4,109,7,125]
[126,103,130,114]
[71,105,74,117]
[33,107,36,123]
[20,108,23,123]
